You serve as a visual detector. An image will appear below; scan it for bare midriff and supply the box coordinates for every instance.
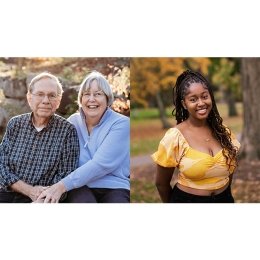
[176,182,230,196]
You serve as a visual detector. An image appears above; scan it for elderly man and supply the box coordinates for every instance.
[0,72,79,202]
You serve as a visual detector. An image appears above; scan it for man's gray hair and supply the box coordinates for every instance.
[28,72,63,95]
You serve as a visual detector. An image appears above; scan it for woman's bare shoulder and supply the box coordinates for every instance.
[175,121,188,132]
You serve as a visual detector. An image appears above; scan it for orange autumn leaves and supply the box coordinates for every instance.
[131,58,211,107]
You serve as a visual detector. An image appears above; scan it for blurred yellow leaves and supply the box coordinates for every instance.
[131,57,211,107]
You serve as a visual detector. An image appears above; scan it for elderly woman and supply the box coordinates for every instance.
[37,71,130,203]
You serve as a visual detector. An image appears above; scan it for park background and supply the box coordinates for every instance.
[1,57,260,203]
[131,57,260,203]
[0,57,130,141]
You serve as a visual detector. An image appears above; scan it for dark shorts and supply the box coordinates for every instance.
[65,186,130,203]
[170,184,234,203]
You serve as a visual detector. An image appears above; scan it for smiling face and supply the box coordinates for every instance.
[27,77,61,123]
[81,79,108,123]
[181,82,212,121]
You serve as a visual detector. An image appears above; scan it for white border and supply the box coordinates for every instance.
[1,0,260,259]
[1,0,259,57]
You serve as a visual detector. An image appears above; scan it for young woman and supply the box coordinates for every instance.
[152,70,240,203]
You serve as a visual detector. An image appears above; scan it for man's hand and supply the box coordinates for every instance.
[28,186,49,201]
[10,180,48,202]
[36,182,67,203]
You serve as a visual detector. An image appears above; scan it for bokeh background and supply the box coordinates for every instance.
[1,57,260,203]
[131,57,260,203]
[0,57,130,141]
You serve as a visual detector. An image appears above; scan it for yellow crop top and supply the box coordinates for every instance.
[152,128,240,190]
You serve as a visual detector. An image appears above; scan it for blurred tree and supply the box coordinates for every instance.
[240,58,260,160]
[131,58,211,128]
[108,66,130,116]
[0,58,130,117]
[211,58,241,116]
[0,58,130,141]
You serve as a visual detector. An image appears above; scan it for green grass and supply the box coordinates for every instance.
[131,137,162,157]
[131,107,173,121]
[130,179,161,203]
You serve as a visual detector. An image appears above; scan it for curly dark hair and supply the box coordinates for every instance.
[172,70,238,171]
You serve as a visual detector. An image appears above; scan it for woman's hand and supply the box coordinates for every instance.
[29,186,49,202]
[35,182,67,203]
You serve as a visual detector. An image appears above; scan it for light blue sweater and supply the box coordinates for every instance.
[62,108,130,191]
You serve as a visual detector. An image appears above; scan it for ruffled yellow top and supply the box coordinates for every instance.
[152,128,240,190]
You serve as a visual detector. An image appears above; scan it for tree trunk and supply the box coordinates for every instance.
[15,58,25,76]
[225,89,238,117]
[155,91,171,129]
[240,58,260,160]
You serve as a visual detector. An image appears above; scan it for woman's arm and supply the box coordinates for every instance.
[37,116,129,203]
[62,117,129,191]
[155,165,175,203]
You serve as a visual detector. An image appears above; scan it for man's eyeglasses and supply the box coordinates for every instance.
[31,92,59,101]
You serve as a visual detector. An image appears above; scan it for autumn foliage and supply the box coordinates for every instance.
[131,57,211,108]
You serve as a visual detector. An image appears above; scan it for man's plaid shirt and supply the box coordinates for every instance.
[0,113,79,190]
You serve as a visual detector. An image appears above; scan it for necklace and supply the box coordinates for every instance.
[186,121,212,142]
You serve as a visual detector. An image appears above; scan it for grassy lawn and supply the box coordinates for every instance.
[131,137,162,157]
[131,179,161,203]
